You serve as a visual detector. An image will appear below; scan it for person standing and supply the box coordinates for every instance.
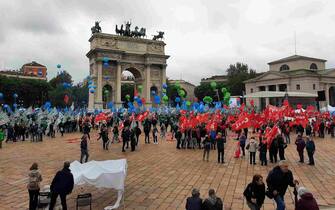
[152,126,158,144]
[97,124,109,150]
[160,123,166,141]
[295,135,306,163]
[0,127,4,149]
[175,128,182,149]
[121,126,130,152]
[269,137,279,163]
[259,140,267,166]
[243,174,266,210]
[278,134,287,161]
[216,132,226,164]
[80,134,89,163]
[306,137,316,165]
[143,119,151,144]
[202,135,211,161]
[239,133,247,157]
[202,189,224,210]
[266,160,298,210]
[49,161,74,210]
[130,128,137,152]
[112,125,119,143]
[27,163,43,210]
[248,137,258,165]
[185,188,202,210]
[135,122,141,146]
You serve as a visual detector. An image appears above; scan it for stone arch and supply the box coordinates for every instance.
[310,63,318,70]
[102,84,113,109]
[122,65,144,80]
[280,64,290,71]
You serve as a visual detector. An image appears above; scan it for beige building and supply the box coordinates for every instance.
[201,75,228,85]
[168,79,196,101]
[244,55,335,110]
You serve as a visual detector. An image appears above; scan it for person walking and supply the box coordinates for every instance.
[97,123,109,150]
[202,189,224,210]
[295,135,306,163]
[306,137,316,165]
[266,160,299,210]
[294,186,319,210]
[49,161,74,210]
[216,132,226,164]
[278,134,287,161]
[143,119,151,144]
[135,122,141,146]
[269,137,279,163]
[130,128,137,152]
[112,125,119,143]
[203,135,211,161]
[27,163,43,210]
[185,188,202,210]
[152,126,158,144]
[248,137,258,165]
[243,174,266,210]
[239,133,247,157]
[80,134,89,163]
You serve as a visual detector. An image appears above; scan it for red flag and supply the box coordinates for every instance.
[264,126,279,148]
[64,95,69,104]
[231,114,252,131]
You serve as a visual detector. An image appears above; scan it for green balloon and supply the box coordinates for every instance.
[104,89,109,95]
[186,101,191,106]
[137,85,143,93]
[178,89,185,97]
[162,95,168,102]
[125,94,130,100]
[203,96,213,104]
[224,92,231,99]
[221,87,227,94]
[210,81,217,89]
[162,89,167,93]
[175,82,181,90]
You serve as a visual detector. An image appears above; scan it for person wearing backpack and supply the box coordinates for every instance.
[243,174,265,210]
[27,162,43,210]
[202,189,224,210]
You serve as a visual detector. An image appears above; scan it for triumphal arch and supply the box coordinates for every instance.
[87,21,169,109]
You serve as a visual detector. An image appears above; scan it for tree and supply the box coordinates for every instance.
[194,82,225,102]
[49,71,73,89]
[226,62,257,96]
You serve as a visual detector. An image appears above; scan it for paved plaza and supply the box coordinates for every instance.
[1,131,335,210]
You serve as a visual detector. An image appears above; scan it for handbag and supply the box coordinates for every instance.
[246,143,250,150]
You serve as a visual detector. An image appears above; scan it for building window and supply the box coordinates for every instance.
[280,64,290,71]
[313,84,316,90]
[250,88,253,93]
[296,84,300,90]
[310,63,318,70]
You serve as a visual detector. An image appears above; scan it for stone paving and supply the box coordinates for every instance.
[1,131,335,210]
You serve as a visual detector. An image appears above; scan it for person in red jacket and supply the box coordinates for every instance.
[294,186,319,210]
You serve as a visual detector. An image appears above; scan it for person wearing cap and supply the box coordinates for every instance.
[49,161,74,210]
[266,160,299,210]
[185,188,202,210]
[294,186,319,210]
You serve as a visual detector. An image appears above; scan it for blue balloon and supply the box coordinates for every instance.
[151,90,156,95]
[162,83,168,89]
[154,95,161,104]
[57,64,61,69]
[13,93,18,98]
[90,89,95,94]
[107,102,114,109]
[3,104,8,109]
[175,97,181,103]
[88,80,93,85]
[13,103,17,109]
[103,57,109,63]
[103,62,109,67]
[0,92,3,99]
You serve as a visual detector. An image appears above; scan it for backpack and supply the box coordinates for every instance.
[27,172,40,190]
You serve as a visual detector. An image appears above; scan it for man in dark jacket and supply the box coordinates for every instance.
[306,137,316,165]
[295,135,306,163]
[80,134,89,163]
[121,126,131,152]
[185,188,202,210]
[294,186,319,210]
[175,128,182,149]
[202,189,223,210]
[278,135,286,161]
[143,119,151,144]
[49,161,74,210]
[266,160,298,210]
[216,132,226,164]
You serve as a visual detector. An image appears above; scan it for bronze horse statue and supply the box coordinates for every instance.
[153,31,164,40]
[115,22,146,38]
[115,24,124,36]
[91,21,102,34]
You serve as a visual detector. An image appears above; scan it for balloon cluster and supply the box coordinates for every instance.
[103,57,109,67]
[88,79,97,94]
[221,87,231,105]
[161,83,169,105]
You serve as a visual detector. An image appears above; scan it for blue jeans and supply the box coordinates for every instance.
[274,195,285,210]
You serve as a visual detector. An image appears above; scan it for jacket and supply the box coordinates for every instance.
[295,138,306,152]
[185,196,202,210]
[306,140,315,152]
[239,135,246,145]
[295,193,319,210]
[202,197,223,210]
[216,137,226,150]
[266,166,295,197]
[248,139,258,152]
[50,168,74,195]
[243,182,265,207]
[80,138,88,150]
[27,170,43,190]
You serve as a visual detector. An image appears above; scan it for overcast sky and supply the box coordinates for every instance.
[1,0,335,85]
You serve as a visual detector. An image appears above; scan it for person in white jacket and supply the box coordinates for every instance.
[248,137,258,165]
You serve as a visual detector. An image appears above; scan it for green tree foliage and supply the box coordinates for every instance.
[49,71,73,88]
[0,76,51,107]
[226,62,257,96]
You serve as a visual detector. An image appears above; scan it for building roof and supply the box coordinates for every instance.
[169,79,196,87]
[268,55,327,65]
[244,91,317,98]
[22,61,46,68]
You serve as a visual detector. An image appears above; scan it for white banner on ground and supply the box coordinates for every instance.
[70,159,127,209]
